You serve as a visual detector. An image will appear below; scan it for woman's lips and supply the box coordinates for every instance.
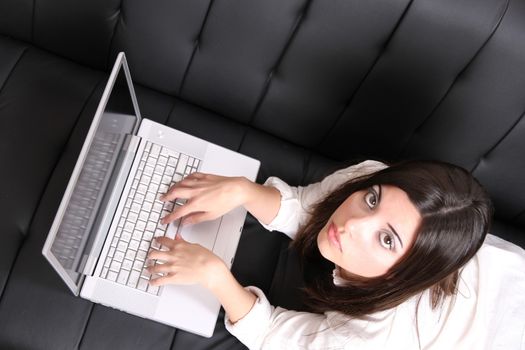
[328,222,342,252]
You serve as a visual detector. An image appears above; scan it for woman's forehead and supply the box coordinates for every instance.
[379,185,421,246]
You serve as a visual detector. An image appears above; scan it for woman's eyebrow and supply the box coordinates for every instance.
[378,185,404,249]
[387,223,404,249]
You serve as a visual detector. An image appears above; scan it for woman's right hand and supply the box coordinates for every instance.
[159,172,250,226]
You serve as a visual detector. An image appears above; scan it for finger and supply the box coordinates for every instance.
[147,262,173,275]
[160,184,195,202]
[149,273,175,287]
[185,172,207,180]
[182,211,213,226]
[160,202,197,225]
[147,249,174,261]
[153,236,177,249]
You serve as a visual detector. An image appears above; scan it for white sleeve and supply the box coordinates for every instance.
[224,287,344,350]
[260,160,387,239]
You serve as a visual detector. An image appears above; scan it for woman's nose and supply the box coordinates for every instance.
[342,216,369,238]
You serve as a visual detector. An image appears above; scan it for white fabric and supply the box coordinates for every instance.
[225,161,525,349]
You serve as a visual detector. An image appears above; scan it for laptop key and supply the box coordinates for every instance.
[117,269,130,285]
[147,284,160,295]
[107,271,118,282]
[110,261,122,272]
[128,270,141,287]
[137,278,149,291]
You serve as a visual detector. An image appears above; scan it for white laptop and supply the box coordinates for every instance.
[42,52,260,337]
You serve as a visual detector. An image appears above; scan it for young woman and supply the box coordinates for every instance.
[147,160,525,349]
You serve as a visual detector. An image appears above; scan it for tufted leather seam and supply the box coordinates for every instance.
[314,0,416,152]
[300,152,314,186]
[178,0,216,97]
[73,304,95,349]
[471,108,525,173]
[163,97,179,126]
[0,46,27,96]
[167,328,178,350]
[246,0,313,127]
[237,0,313,154]
[0,72,102,315]
[399,0,511,160]
[0,46,28,302]
[105,0,124,71]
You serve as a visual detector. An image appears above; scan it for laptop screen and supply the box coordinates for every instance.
[43,53,140,294]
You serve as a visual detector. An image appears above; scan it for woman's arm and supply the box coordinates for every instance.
[147,235,257,323]
[147,236,338,349]
[206,259,258,323]
[239,177,281,226]
[159,173,281,227]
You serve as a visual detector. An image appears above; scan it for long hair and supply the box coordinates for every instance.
[293,160,493,317]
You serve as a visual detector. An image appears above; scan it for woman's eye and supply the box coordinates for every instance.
[364,190,377,208]
[379,231,395,250]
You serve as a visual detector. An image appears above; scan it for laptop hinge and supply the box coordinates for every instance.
[80,134,142,277]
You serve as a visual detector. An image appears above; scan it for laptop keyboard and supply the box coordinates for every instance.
[99,141,200,295]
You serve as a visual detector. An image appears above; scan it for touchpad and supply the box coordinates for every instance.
[178,218,221,251]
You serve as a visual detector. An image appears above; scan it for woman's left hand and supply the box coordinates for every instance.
[146,235,227,290]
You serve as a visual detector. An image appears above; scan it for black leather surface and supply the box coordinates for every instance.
[1,0,524,348]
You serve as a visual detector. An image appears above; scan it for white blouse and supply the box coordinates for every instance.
[225,160,525,349]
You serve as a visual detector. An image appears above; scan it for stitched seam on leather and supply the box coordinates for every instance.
[105,0,124,71]
[0,47,27,303]
[0,47,27,96]
[400,0,511,160]
[72,304,95,349]
[0,75,102,328]
[301,152,314,185]
[167,328,178,350]
[163,97,179,126]
[314,0,416,153]
[178,0,216,97]
[471,106,525,225]
[247,0,313,126]
[471,108,525,172]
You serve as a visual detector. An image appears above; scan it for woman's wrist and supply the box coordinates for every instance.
[235,176,256,206]
[202,255,230,291]
[206,260,257,324]
[240,178,281,226]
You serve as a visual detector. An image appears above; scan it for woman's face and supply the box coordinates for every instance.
[317,184,421,278]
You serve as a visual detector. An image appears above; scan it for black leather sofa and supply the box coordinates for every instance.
[1,0,524,349]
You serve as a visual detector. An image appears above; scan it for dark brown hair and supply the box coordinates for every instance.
[293,160,493,318]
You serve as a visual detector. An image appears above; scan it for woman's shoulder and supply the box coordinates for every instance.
[460,234,525,292]
[317,160,388,193]
[477,233,525,265]
[331,160,388,178]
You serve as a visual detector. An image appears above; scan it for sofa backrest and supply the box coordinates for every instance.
[1,0,524,233]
